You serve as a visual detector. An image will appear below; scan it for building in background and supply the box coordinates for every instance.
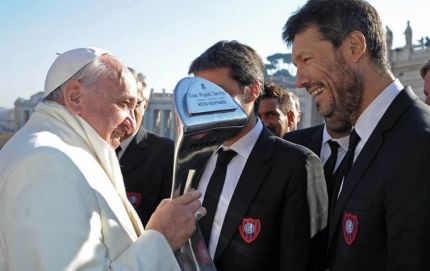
[13,92,43,131]
[387,23,430,102]
[0,107,15,148]
[0,108,14,132]
[142,89,175,139]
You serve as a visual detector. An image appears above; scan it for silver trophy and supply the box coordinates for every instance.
[172,77,248,271]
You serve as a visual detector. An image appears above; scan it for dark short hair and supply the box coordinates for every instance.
[188,40,265,90]
[420,60,430,78]
[256,81,293,115]
[282,0,389,71]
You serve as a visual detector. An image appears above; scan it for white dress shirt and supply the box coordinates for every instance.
[197,119,263,258]
[353,79,403,160]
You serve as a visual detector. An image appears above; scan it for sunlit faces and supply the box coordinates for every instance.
[292,26,363,124]
[424,71,430,106]
[77,56,138,149]
[258,97,289,137]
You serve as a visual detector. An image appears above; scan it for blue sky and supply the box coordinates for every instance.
[0,0,428,108]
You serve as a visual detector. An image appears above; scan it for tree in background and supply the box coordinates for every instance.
[264,53,296,88]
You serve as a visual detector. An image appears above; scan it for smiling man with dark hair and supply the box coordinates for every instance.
[283,0,430,270]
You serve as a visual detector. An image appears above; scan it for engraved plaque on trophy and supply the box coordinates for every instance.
[172,77,248,271]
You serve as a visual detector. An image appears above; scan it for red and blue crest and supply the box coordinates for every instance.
[126,192,141,208]
[239,218,261,243]
[343,212,359,245]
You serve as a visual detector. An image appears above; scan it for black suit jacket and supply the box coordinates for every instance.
[284,124,324,156]
[213,127,326,271]
[284,124,328,271]
[119,127,174,226]
[327,87,430,271]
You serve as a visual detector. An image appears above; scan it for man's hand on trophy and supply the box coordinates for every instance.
[146,190,206,250]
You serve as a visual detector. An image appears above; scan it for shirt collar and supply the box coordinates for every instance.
[322,124,349,152]
[220,118,263,159]
[354,79,403,144]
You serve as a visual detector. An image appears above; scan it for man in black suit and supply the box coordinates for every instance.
[283,0,430,270]
[117,68,174,227]
[188,40,327,271]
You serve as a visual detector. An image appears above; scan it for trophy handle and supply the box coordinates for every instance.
[173,168,217,271]
[171,77,248,271]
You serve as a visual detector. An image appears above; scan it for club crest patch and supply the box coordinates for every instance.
[239,218,261,243]
[126,192,141,208]
[343,212,358,245]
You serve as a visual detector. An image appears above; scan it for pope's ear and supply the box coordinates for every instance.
[63,80,84,114]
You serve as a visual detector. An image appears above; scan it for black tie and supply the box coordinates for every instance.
[200,149,237,245]
[324,140,340,198]
[331,129,361,206]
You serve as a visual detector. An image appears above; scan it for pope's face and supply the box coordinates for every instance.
[77,56,137,149]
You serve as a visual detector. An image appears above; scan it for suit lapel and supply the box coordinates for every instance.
[120,127,149,175]
[214,128,273,262]
[328,87,416,248]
